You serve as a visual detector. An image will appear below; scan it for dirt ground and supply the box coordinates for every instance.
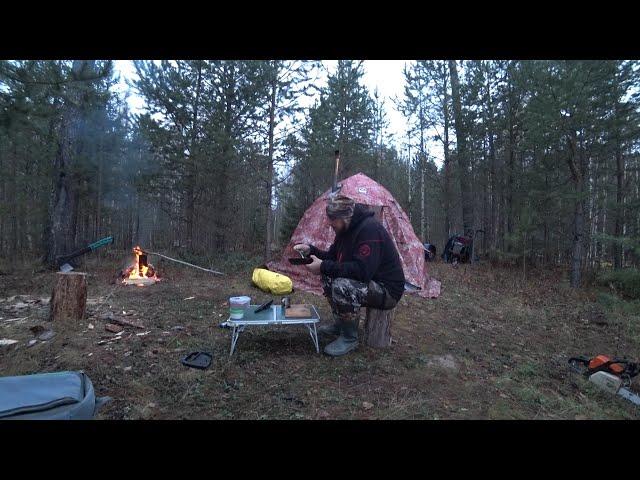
[1,258,639,420]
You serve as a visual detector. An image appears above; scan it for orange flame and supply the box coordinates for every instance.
[123,245,159,283]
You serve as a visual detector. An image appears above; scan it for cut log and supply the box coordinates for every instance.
[363,307,395,348]
[48,272,87,323]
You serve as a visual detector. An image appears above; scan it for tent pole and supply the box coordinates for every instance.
[332,150,340,193]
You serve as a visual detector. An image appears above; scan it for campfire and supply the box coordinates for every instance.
[121,246,160,286]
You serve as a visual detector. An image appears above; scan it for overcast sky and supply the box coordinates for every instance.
[113,60,443,168]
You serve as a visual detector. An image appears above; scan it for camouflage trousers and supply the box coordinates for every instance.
[321,275,397,315]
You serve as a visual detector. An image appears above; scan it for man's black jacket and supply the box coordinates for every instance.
[309,204,406,301]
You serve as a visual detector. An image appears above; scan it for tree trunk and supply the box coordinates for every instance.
[10,143,18,267]
[420,156,425,241]
[448,60,474,234]
[46,126,79,267]
[506,125,515,244]
[185,61,203,251]
[407,140,412,221]
[568,134,585,288]
[602,177,608,261]
[363,307,394,348]
[96,138,103,242]
[484,68,497,253]
[571,191,585,287]
[264,66,277,263]
[613,139,625,269]
[443,88,452,240]
[0,143,4,257]
[504,64,517,251]
[45,61,92,268]
[48,272,87,323]
[419,89,426,241]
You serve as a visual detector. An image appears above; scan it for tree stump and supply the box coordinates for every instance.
[48,272,87,323]
[363,307,395,348]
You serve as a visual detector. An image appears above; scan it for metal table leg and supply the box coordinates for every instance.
[306,323,319,353]
[230,325,243,356]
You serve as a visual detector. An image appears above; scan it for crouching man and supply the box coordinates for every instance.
[294,194,405,356]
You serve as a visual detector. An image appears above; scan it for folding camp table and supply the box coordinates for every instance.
[225,305,320,356]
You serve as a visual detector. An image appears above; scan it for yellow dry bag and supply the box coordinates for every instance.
[251,268,293,295]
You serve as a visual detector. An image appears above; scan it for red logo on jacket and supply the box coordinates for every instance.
[358,244,371,257]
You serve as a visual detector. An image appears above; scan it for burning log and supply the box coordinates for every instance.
[119,245,223,285]
[122,246,160,286]
[48,272,87,323]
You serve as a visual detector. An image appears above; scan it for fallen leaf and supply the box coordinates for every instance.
[362,402,374,410]
[88,323,94,330]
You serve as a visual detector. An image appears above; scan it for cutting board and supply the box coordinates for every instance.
[285,304,312,318]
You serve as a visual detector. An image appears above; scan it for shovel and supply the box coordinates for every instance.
[57,236,114,272]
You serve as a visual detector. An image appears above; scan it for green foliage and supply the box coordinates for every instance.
[2,59,640,278]
[592,233,640,257]
[597,268,640,300]
[280,60,390,240]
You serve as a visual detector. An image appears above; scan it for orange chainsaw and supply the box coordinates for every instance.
[568,355,640,386]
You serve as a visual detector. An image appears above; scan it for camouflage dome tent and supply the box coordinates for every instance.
[268,173,441,299]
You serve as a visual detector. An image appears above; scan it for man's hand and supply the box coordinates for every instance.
[305,255,322,275]
[293,244,311,256]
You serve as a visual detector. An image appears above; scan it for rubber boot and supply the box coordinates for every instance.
[318,322,341,336]
[324,312,359,357]
[318,312,341,336]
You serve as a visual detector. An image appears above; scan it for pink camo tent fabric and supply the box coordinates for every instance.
[268,173,441,299]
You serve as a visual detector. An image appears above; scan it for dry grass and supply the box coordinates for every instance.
[1,258,639,419]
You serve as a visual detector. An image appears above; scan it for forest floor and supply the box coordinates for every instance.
[1,256,639,420]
